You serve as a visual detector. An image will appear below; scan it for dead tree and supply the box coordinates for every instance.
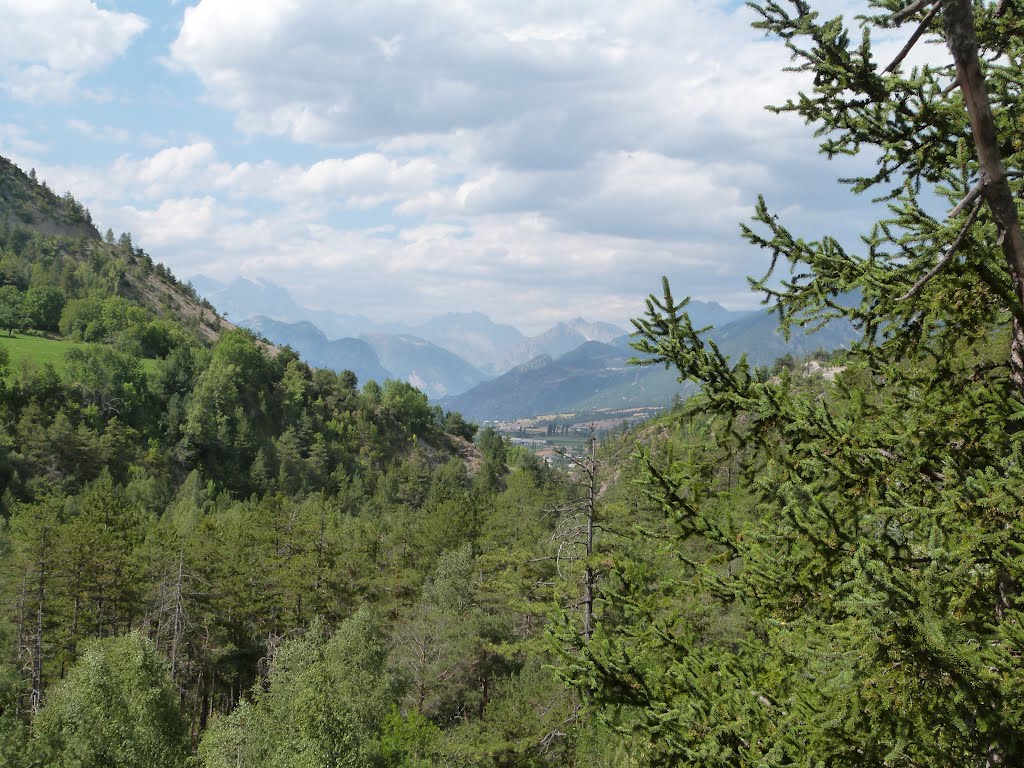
[550,432,599,640]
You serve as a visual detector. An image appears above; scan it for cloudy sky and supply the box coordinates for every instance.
[0,0,912,332]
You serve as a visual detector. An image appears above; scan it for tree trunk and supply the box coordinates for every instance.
[942,0,1024,393]
[170,549,185,681]
[582,435,597,640]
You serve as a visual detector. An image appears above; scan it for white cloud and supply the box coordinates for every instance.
[67,119,131,143]
[559,151,753,240]
[15,1,905,333]
[0,123,48,155]
[264,154,440,207]
[32,146,874,334]
[112,143,223,198]
[117,196,222,247]
[0,0,147,102]
[164,0,851,243]
[168,0,795,148]
[37,142,443,216]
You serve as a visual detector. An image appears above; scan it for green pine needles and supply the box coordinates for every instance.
[561,2,1024,766]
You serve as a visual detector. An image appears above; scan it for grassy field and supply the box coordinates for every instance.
[0,333,79,376]
[0,334,158,378]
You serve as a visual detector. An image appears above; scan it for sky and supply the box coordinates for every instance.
[0,0,922,333]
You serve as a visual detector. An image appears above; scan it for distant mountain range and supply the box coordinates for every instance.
[440,339,673,421]
[501,318,625,371]
[243,316,392,385]
[192,276,385,339]
[360,333,487,398]
[244,317,486,398]
[192,274,855,419]
[709,306,856,365]
[444,309,857,420]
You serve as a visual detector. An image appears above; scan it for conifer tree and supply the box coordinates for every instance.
[2,498,62,714]
[562,2,1024,766]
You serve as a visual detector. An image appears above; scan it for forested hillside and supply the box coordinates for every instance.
[0,157,232,345]
[0,151,635,766]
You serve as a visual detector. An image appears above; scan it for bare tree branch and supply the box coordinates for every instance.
[953,172,1023,221]
[892,0,936,24]
[949,179,985,218]
[886,2,942,73]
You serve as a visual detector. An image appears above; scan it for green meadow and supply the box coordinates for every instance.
[0,334,158,378]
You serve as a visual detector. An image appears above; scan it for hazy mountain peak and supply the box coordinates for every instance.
[497,317,626,371]
[360,333,487,398]
[413,312,526,375]
[559,318,626,341]
[188,274,226,295]
[243,316,391,385]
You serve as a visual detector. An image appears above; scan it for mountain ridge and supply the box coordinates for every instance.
[243,315,392,385]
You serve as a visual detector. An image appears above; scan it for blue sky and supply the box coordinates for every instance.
[0,0,913,333]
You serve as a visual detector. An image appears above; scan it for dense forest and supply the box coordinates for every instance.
[0,159,602,765]
[1,1,1023,766]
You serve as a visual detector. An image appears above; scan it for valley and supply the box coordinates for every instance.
[195,274,856,423]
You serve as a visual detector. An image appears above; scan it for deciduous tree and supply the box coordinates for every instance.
[0,287,25,337]
[32,632,189,768]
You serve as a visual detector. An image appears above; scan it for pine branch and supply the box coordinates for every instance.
[897,198,982,301]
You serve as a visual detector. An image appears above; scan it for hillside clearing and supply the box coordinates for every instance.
[0,334,159,379]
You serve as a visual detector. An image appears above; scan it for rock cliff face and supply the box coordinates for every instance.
[0,157,100,240]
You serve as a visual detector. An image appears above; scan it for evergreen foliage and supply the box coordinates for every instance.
[0,163,616,766]
[560,1,1024,766]
[0,154,605,766]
